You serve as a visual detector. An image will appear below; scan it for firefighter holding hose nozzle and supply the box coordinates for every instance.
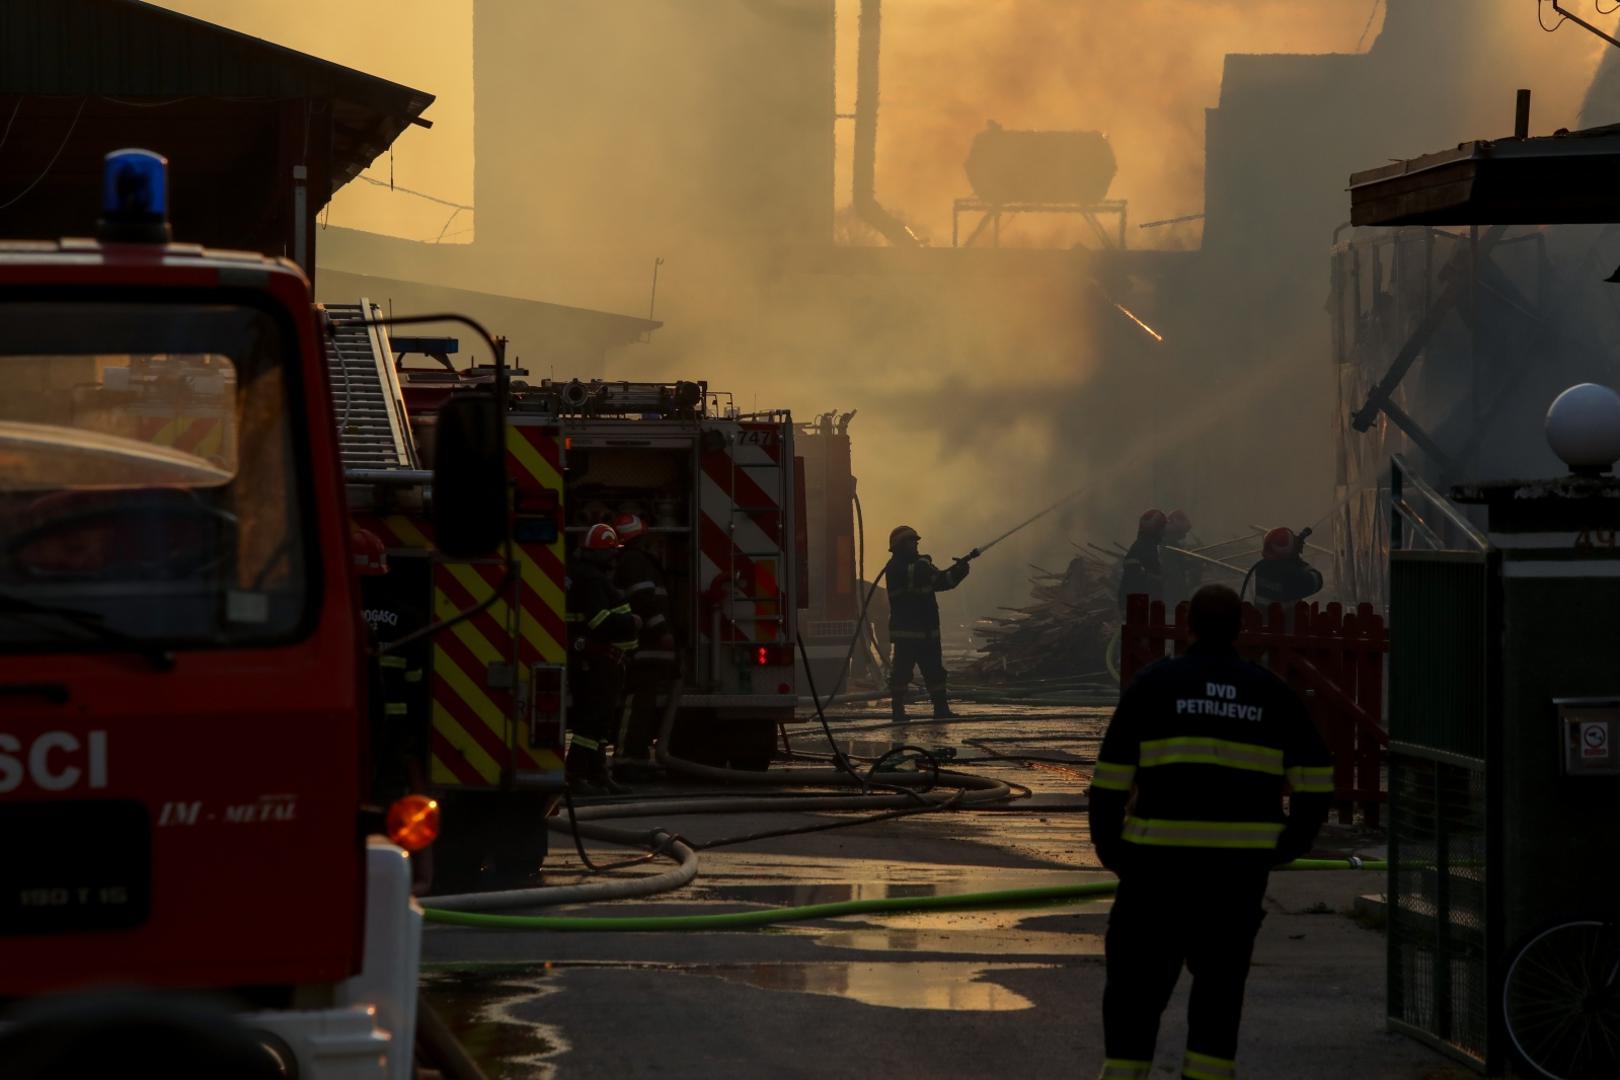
[884,525,970,722]
[1245,526,1324,607]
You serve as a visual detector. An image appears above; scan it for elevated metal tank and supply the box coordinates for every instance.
[963,122,1117,206]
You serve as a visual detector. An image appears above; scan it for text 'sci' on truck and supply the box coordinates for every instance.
[338,339,805,886]
[0,150,506,1077]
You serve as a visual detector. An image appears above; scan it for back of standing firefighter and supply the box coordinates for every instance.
[884,524,969,721]
[565,523,640,794]
[1090,583,1333,1080]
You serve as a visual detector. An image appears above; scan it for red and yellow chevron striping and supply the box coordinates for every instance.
[353,420,567,788]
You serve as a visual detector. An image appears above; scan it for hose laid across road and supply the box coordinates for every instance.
[422,857,1388,931]
[425,691,1020,912]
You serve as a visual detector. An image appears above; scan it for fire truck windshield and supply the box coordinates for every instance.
[0,301,311,647]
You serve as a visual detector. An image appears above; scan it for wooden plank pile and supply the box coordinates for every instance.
[964,551,1119,683]
[965,532,1267,685]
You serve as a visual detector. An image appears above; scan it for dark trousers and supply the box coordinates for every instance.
[619,660,675,760]
[890,635,947,693]
[567,662,622,775]
[1102,862,1269,1076]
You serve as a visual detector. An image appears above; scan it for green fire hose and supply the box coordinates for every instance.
[421,857,1386,932]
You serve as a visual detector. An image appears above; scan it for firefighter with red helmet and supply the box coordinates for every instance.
[884,524,969,722]
[1118,509,1168,611]
[566,523,640,793]
[1246,526,1323,607]
[612,512,677,766]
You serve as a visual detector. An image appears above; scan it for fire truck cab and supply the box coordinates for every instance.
[0,150,497,1077]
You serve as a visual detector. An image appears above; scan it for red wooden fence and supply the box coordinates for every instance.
[1119,594,1389,826]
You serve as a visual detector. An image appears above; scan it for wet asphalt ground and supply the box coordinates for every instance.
[419,704,1464,1080]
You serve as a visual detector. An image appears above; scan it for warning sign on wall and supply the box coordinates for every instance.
[1581,721,1610,760]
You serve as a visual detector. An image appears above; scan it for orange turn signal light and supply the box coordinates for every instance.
[386,794,440,852]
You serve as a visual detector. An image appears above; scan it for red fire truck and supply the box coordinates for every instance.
[0,151,500,1075]
[335,346,806,802]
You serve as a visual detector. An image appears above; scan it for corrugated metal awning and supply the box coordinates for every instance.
[1349,126,1620,227]
[0,0,433,198]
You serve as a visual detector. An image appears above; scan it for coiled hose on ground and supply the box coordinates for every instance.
[424,684,1022,913]
[423,858,1388,932]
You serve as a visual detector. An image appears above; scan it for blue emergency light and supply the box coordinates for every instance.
[98,148,172,243]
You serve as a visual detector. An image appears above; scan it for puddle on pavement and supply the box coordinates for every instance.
[694,881,946,905]
[834,737,908,759]
[801,905,1106,957]
[700,961,1049,1011]
[420,968,567,1080]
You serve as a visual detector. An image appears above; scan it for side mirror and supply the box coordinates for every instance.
[432,392,507,558]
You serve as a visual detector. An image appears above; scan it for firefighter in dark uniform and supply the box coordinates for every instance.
[1161,509,1200,609]
[884,525,969,722]
[612,513,677,768]
[1119,509,1168,612]
[1089,584,1333,1080]
[352,527,433,888]
[1247,526,1324,607]
[565,523,640,794]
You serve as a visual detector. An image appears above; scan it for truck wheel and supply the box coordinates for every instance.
[431,790,552,895]
[0,993,283,1079]
[726,717,780,771]
[668,709,727,766]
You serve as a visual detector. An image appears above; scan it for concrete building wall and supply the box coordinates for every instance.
[472,0,834,304]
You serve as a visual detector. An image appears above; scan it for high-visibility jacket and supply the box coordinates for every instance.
[1088,642,1333,870]
[614,544,675,665]
[884,552,967,640]
[566,558,640,662]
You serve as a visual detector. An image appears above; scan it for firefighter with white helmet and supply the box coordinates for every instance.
[884,524,969,722]
[565,523,640,793]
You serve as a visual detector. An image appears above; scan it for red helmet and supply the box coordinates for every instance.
[1166,509,1192,537]
[351,527,389,576]
[1262,527,1295,560]
[1138,509,1167,536]
[583,523,621,551]
[614,512,647,543]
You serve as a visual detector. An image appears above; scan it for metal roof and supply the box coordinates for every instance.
[1349,126,1620,227]
[0,0,434,196]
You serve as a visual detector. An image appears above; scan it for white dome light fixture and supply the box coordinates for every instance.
[1545,383,1620,476]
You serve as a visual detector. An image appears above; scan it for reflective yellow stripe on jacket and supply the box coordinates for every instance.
[1138,736,1284,776]
[1121,817,1283,850]
[1091,760,1137,792]
[1183,1050,1237,1080]
[1286,764,1335,793]
[1098,1059,1152,1080]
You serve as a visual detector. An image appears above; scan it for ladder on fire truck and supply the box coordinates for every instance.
[320,299,419,473]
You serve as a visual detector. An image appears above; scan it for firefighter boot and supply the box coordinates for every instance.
[566,742,608,797]
[930,685,956,720]
[890,690,908,723]
[598,745,633,796]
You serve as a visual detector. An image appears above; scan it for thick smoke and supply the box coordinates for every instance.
[155,0,1619,629]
